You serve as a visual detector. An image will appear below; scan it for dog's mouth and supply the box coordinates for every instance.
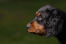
[27,21,47,36]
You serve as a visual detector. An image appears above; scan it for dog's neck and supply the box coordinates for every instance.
[56,31,66,44]
[56,19,66,44]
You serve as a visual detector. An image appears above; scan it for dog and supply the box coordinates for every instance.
[27,5,66,44]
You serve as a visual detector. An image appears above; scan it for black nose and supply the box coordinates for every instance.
[27,24,31,29]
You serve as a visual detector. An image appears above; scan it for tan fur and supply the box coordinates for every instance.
[36,12,40,16]
[28,21,47,34]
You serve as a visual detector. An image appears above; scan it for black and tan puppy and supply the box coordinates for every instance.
[27,5,66,44]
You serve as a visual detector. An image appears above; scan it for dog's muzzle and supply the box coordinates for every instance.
[27,21,47,35]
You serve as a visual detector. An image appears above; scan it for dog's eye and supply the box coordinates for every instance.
[36,16,43,22]
[38,17,42,21]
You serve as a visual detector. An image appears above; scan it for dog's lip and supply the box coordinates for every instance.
[28,28,47,36]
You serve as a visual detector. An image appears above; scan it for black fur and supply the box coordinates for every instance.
[31,5,66,44]
[36,5,64,37]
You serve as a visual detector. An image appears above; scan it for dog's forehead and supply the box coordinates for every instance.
[36,5,56,13]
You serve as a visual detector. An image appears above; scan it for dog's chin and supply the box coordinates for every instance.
[28,30,53,37]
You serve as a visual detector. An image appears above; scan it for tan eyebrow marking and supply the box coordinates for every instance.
[36,12,40,16]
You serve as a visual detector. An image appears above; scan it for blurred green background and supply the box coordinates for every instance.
[0,0,66,44]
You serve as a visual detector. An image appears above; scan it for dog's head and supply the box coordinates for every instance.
[27,5,63,36]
